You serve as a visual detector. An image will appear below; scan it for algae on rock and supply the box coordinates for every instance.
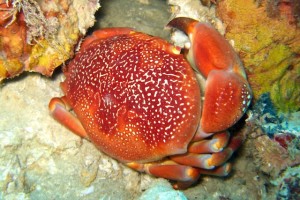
[0,0,100,81]
[217,0,300,112]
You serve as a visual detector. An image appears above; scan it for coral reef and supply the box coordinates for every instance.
[259,0,300,25]
[0,0,100,81]
[272,166,300,200]
[249,93,300,136]
[217,1,300,197]
[251,133,300,177]
[217,0,300,112]
[246,93,300,177]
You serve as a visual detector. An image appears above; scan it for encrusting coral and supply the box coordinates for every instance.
[216,0,300,112]
[0,0,100,81]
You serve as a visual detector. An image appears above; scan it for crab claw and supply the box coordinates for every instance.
[167,17,252,133]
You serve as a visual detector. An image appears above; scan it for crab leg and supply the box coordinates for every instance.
[198,163,232,177]
[170,151,233,170]
[49,96,87,138]
[127,161,201,189]
[170,132,244,169]
[167,17,252,133]
[189,131,230,153]
[126,133,244,189]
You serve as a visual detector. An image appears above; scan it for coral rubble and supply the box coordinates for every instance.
[0,0,100,81]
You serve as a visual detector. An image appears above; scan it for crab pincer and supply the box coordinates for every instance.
[168,17,252,133]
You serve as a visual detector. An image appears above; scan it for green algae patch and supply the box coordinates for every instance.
[271,61,300,112]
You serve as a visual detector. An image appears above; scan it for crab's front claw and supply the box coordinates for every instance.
[201,70,252,132]
[168,17,252,133]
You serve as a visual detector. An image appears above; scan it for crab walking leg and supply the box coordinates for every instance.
[189,131,230,153]
[204,135,243,167]
[168,17,252,133]
[126,161,201,189]
[170,132,245,169]
[198,163,232,177]
[49,97,88,138]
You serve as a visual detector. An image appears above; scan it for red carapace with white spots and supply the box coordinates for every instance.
[49,17,252,189]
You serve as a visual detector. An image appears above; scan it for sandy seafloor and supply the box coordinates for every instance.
[0,0,298,199]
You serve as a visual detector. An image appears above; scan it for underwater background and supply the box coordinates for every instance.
[0,0,299,199]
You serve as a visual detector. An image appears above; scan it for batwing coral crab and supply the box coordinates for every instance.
[49,17,252,189]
